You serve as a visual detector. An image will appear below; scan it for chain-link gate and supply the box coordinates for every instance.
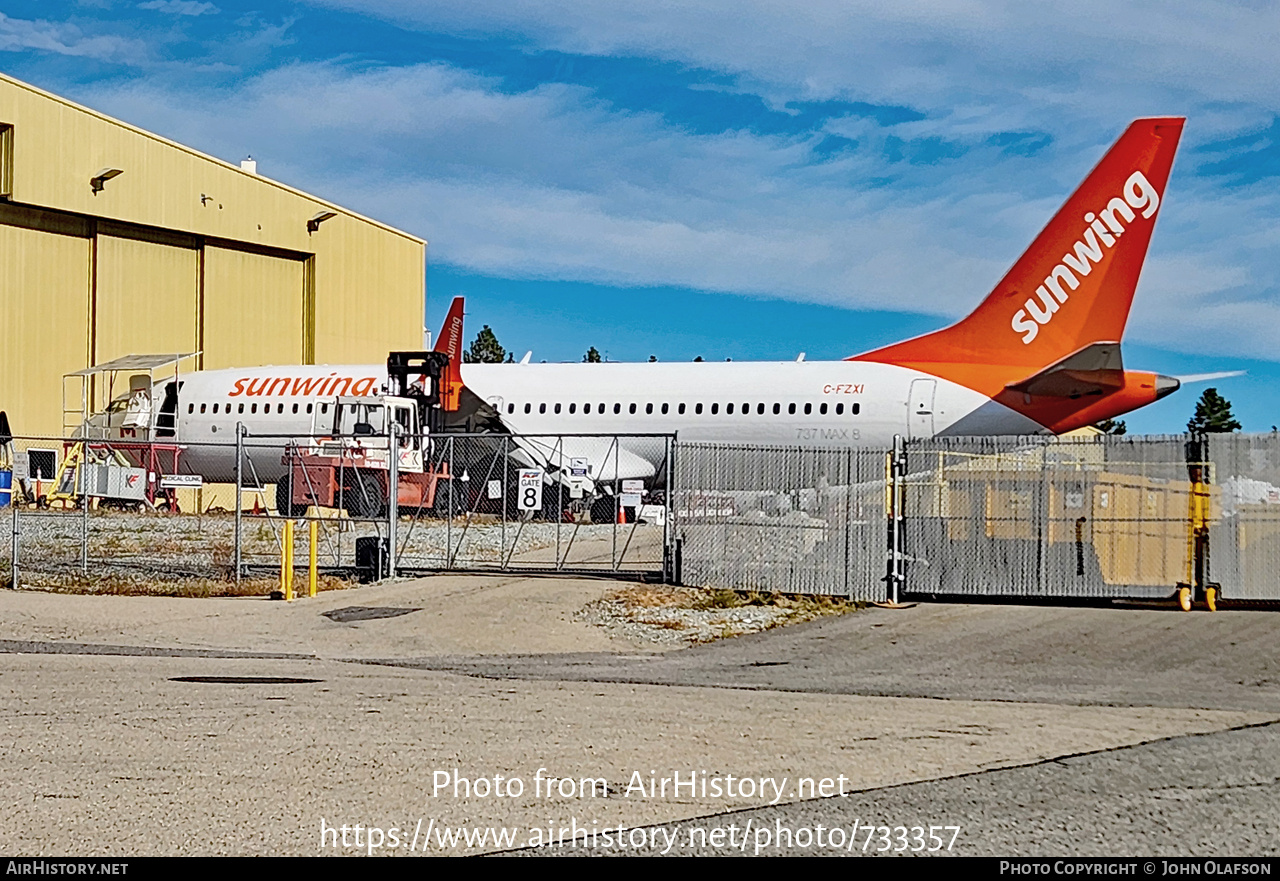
[0,431,676,591]
[672,442,889,600]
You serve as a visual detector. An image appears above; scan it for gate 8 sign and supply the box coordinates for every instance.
[517,469,544,511]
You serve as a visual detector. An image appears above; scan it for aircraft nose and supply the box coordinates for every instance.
[1155,374,1181,400]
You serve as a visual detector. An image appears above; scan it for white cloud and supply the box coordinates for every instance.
[137,1,218,15]
[0,12,150,62]
[299,1,1280,131]
[80,59,1280,360]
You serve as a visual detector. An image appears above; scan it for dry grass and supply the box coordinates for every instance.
[608,584,864,617]
[15,571,356,598]
[596,584,865,644]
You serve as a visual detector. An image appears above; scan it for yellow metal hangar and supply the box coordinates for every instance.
[0,71,426,438]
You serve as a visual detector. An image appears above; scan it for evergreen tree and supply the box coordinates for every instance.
[1187,387,1241,433]
[583,346,601,363]
[463,325,506,364]
[693,356,704,362]
[648,355,657,363]
[1096,418,1127,435]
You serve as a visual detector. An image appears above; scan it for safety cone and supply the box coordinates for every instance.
[617,506,627,524]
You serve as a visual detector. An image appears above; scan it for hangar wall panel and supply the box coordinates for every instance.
[202,246,305,369]
[94,234,198,372]
[0,223,90,435]
[313,222,424,363]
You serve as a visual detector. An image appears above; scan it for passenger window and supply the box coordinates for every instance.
[836,403,844,415]
[251,404,258,414]
[680,403,688,415]
[569,403,576,414]
[803,403,811,415]
[239,403,245,414]
[853,403,861,415]
[292,403,299,414]
[306,404,312,414]
[818,403,826,415]
[584,403,592,414]
[661,403,669,415]
[614,403,621,414]
[710,403,718,415]
[213,403,219,414]
[525,403,532,414]
[554,403,561,414]
[645,403,653,415]
[278,404,284,414]
[773,403,781,415]
[321,404,328,414]
[188,403,194,414]
[787,403,795,415]
[507,403,514,414]
[629,403,637,414]
[200,403,207,414]
[598,402,605,413]
[539,403,546,414]
[756,403,764,415]
[726,403,734,414]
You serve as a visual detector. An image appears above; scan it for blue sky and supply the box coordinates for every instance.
[4,1,1280,433]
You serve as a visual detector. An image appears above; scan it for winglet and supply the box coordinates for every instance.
[851,117,1185,399]
[433,297,465,411]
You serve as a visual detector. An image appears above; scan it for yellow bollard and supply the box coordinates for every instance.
[282,519,295,601]
[309,519,318,598]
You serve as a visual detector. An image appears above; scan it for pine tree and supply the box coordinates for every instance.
[1187,387,1241,433]
[583,346,601,363]
[1096,418,1127,435]
[463,325,506,364]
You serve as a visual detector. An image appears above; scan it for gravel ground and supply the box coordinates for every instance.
[2,508,662,593]
[575,585,859,646]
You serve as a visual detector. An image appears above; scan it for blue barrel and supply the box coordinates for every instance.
[0,470,11,508]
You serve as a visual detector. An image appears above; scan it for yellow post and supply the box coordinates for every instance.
[309,519,318,598]
[283,519,295,601]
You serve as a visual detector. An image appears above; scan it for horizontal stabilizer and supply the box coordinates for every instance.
[1176,370,1246,384]
[1005,341,1125,398]
[513,435,657,483]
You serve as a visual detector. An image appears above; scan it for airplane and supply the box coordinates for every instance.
[82,117,1196,500]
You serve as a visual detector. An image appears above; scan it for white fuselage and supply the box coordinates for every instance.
[130,359,1044,483]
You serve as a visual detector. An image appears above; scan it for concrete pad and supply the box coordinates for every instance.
[0,653,1270,855]
[0,573,663,658]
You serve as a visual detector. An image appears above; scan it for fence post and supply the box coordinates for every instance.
[664,435,673,584]
[8,491,17,590]
[446,435,454,570]
[500,435,508,569]
[234,423,243,586]
[80,447,88,575]
[888,434,905,605]
[388,424,399,580]
[844,447,853,600]
[309,518,318,598]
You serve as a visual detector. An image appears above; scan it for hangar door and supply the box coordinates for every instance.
[0,222,91,436]
[202,246,305,369]
[95,234,199,368]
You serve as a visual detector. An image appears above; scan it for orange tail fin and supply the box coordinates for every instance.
[434,296,465,411]
[851,117,1184,398]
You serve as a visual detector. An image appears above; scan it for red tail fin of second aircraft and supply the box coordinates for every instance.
[852,117,1184,399]
[434,296,465,411]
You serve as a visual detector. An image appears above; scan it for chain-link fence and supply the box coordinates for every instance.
[5,430,1279,602]
[0,431,675,592]
[669,434,1280,603]
[1205,433,1280,601]
[672,443,889,599]
[898,435,1196,599]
